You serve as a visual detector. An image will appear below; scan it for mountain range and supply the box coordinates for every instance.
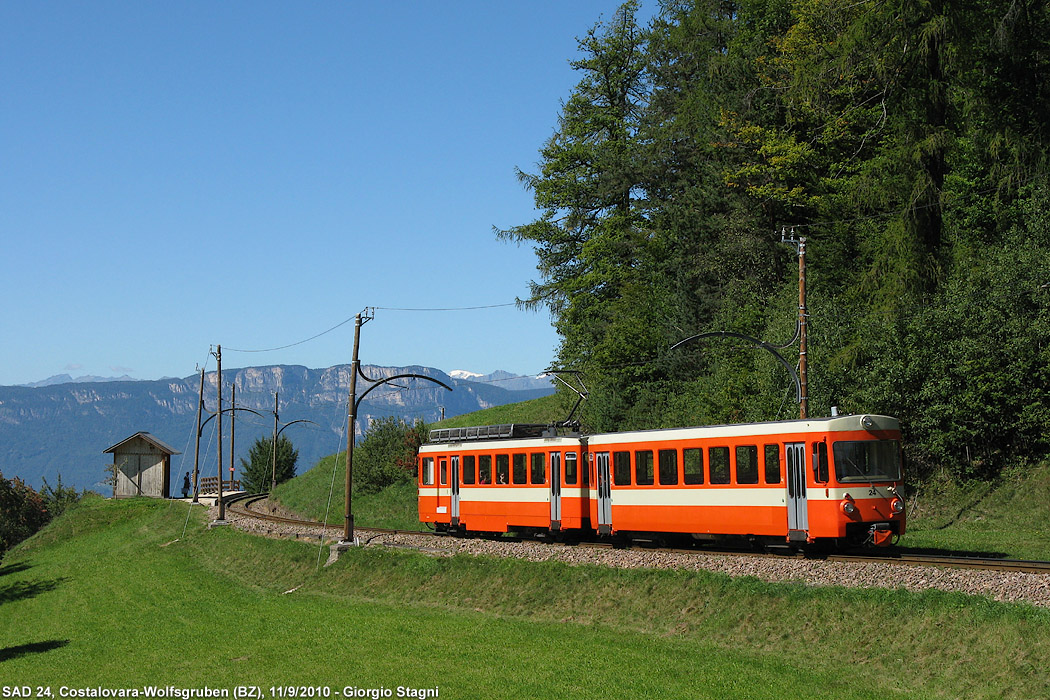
[0,365,554,492]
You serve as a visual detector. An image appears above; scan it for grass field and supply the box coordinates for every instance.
[2,495,1049,699]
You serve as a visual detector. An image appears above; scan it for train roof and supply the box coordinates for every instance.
[427,423,552,443]
[586,414,899,445]
[422,414,899,449]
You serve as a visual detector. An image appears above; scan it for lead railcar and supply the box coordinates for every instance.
[418,414,905,547]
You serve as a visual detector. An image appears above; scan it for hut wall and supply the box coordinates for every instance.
[113,440,169,498]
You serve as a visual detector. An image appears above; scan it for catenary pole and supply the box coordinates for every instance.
[271,392,279,493]
[230,382,236,487]
[343,314,362,544]
[216,345,225,522]
[192,367,204,503]
[797,234,808,420]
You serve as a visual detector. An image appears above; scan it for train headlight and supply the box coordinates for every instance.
[841,496,857,515]
[890,497,905,514]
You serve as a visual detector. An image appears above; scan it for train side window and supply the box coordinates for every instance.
[531,452,546,484]
[735,446,759,484]
[683,448,704,484]
[635,450,654,485]
[440,459,448,486]
[565,452,578,485]
[763,445,781,484]
[512,454,528,484]
[479,455,492,484]
[813,442,829,483]
[421,457,434,485]
[496,454,510,485]
[709,447,730,484]
[658,449,678,485]
[613,451,632,485]
[463,455,476,485]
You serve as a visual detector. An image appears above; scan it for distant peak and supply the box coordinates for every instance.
[21,374,144,388]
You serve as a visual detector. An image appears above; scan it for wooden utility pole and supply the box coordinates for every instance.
[192,367,204,503]
[215,345,226,522]
[229,383,236,486]
[797,235,808,420]
[331,308,449,555]
[343,313,363,544]
[271,392,279,493]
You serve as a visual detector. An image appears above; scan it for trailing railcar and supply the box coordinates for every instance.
[418,424,588,534]
[418,414,905,547]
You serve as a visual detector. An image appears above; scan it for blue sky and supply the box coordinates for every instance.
[1,1,654,386]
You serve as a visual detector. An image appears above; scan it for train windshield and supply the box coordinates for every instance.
[832,440,902,483]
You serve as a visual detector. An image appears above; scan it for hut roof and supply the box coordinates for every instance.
[103,431,181,455]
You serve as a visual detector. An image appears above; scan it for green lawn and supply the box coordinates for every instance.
[2,496,1049,699]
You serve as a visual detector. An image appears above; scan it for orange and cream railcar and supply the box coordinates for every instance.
[418,414,906,546]
[587,414,905,546]
[418,424,589,534]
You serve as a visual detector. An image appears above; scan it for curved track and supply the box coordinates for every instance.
[222,492,1050,575]
[224,492,427,538]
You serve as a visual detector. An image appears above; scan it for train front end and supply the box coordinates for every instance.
[808,414,906,547]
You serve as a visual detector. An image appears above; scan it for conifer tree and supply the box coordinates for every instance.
[240,436,298,494]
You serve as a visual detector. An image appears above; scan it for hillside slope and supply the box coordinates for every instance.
[2,496,1048,697]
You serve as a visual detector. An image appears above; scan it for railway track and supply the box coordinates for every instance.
[222,492,1050,575]
[224,492,426,539]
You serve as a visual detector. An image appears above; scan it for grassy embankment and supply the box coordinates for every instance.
[2,494,1049,699]
[901,466,1050,560]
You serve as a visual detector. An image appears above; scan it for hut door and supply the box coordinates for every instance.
[117,455,143,496]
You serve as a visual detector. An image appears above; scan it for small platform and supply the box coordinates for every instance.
[176,491,246,506]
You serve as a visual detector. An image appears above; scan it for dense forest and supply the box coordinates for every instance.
[500,0,1050,483]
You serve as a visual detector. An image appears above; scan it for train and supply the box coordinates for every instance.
[418,414,906,547]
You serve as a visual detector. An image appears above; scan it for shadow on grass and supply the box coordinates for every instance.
[0,577,66,606]
[0,562,33,578]
[0,640,69,663]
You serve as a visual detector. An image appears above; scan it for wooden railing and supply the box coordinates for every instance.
[197,477,242,493]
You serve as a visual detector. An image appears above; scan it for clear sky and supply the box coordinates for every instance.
[1,1,654,386]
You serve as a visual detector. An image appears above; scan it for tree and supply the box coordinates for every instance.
[501,0,1050,482]
[239,436,298,494]
[354,417,429,494]
[0,471,49,554]
[40,474,84,519]
[496,1,666,429]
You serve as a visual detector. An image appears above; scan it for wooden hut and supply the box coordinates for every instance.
[103,432,181,498]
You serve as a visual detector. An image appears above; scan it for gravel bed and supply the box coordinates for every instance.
[212,500,1050,608]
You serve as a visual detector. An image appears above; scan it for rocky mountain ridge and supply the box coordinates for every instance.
[0,364,554,492]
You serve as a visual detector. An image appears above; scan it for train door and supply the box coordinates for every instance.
[595,451,612,533]
[450,456,460,524]
[786,442,808,539]
[550,452,562,526]
[436,458,449,519]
